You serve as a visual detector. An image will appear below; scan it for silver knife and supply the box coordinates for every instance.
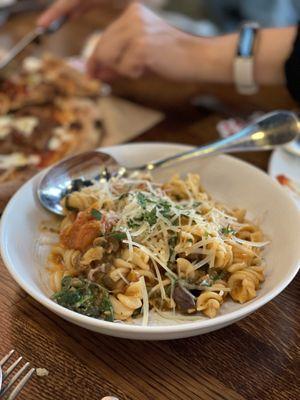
[0,15,68,70]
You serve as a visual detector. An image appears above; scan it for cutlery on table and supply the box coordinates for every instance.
[0,350,35,399]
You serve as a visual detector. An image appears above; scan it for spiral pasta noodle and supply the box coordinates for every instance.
[63,191,99,211]
[196,280,228,318]
[227,263,264,303]
[110,280,143,320]
[47,172,268,324]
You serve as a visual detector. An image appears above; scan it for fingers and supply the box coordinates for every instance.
[89,65,119,82]
[88,37,146,80]
[87,3,148,80]
[116,39,146,78]
[86,21,135,78]
[37,0,79,27]
[87,35,144,80]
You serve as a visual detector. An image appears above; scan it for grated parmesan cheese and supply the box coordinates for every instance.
[140,276,149,326]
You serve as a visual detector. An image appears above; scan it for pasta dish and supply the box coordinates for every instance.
[48,173,268,324]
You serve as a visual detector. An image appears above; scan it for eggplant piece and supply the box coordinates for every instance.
[173,284,196,314]
[102,274,115,290]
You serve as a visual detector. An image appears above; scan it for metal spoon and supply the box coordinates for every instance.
[38,110,299,215]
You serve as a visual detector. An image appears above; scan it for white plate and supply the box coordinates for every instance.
[1,143,300,340]
[269,148,300,209]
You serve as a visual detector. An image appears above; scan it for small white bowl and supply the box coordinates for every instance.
[1,143,300,340]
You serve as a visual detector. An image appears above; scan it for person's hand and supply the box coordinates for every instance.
[87,3,211,82]
[37,0,112,27]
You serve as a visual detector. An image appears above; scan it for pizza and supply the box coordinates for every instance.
[0,97,104,210]
[0,97,104,211]
[3,97,102,158]
[0,51,106,210]
[0,54,102,115]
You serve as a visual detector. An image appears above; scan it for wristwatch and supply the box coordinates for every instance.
[234,22,260,95]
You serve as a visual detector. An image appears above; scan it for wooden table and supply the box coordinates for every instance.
[0,9,299,400]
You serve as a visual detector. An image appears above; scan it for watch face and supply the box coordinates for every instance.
[237,24,259,57]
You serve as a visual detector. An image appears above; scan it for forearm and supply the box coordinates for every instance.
[84,3,297,85]
[190,26,297,85]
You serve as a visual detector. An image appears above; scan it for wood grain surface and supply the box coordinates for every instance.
[0,9,299,400]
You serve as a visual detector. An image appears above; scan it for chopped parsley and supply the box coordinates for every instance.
[126,190,204,236]
[220,225,236,235]
[168,235,177,263]
[91,209,102,220]
[165,284,172,297]
[211,270,227,282]
[108,231,127,241]
[173,217,180,226]
[143,208,157,226]
[131,192,181,229]
[157,199,172,218]
[52,276,114,321]
[137,192,148,209]
[200,269,228,286]
[128,219,140,229]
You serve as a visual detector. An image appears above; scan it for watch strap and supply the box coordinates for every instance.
[234,22,260,95]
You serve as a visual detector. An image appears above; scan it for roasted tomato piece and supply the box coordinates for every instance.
[60,210,101,251]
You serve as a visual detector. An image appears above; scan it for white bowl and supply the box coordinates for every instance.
[1,143,300,340]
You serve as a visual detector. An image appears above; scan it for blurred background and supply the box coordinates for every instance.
[0,0,298,40]
[0,0,298,110]
[159,0,298,33]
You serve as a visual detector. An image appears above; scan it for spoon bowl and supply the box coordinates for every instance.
[38,151,118,215]
[38,110,299,215]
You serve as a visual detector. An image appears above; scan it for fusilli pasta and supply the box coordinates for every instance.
[47,173,268,323]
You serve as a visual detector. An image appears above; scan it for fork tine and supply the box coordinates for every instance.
[2,357,23,381]
[0,350,15,367]
[0,362,30,397]
[6,368,35,400]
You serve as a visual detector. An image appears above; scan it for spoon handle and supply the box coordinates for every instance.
[134,111,298,172]
[138,127,253,172]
